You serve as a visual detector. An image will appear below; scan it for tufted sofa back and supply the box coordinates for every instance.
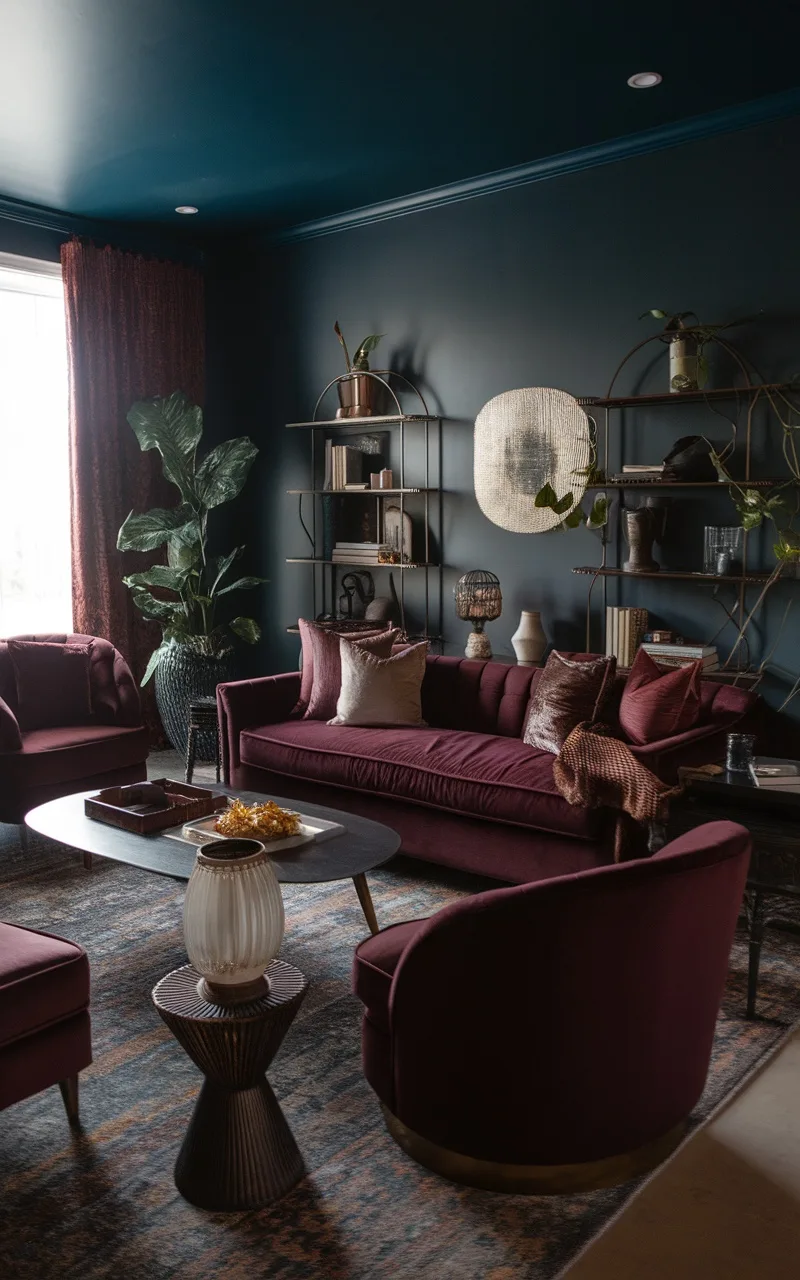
[0,633,142,728]
[421,656,541,737]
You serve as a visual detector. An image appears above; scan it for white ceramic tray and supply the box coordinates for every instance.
[163,811,346,852]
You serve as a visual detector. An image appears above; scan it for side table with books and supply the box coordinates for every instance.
[669,759,800,1017]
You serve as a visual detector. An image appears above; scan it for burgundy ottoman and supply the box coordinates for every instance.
[0,922,92,1122]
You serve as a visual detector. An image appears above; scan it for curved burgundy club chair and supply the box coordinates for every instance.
[353,820,751,1194]
[0,921,91,1126]
[0,633,149,830]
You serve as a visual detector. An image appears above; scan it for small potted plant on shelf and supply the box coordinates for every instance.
[640,309,755,393]
[333,322,384,418]
[117,391,266,754]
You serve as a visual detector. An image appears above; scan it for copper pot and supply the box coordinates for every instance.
[336,373,374,419]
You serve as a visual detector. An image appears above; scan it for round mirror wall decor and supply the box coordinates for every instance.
[474,387,591,533]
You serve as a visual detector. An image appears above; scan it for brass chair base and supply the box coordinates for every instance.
[381,1105,686,1195]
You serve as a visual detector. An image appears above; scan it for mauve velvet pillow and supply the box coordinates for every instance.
[303,625,401,720]
[8,639,94,731]
[523,651,616,754]
[619,648,703,746]
[329,640,428,727]
[295,619,393,715]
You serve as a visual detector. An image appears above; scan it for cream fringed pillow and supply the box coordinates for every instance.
[329,640,428,727]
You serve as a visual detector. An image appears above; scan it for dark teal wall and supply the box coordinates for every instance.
[208,115,800,717]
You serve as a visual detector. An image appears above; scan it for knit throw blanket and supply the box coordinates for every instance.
[553,721,682,859]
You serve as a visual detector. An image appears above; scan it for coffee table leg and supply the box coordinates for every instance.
[747,890,766,1019]
[83,852,94,871]
[353,873,380,935]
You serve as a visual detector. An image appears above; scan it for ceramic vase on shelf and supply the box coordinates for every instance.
[510,611,547,666]
[183,838,285,1005]
[669,333,701,393]
[622,507,660,573]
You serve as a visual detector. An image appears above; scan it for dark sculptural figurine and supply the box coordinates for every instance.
[623,506,661,573]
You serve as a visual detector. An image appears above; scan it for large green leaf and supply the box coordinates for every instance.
[215,575,266,596]
[117,504,195,552]
[167,518,203,569]
[127,392,203,501]
[131,591,185,623]
[123,565,191,593]
[230,616,261,644]
[195,437,258,509]
[586,496,610,530]
[140,644,168,687]
[561,506,585,529]
[551,491,575,516]
[208,547,244,596]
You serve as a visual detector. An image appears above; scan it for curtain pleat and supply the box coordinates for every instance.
[61,238,205,739]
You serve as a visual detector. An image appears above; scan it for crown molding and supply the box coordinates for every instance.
[0,194,85,236]
[273,88,800,245]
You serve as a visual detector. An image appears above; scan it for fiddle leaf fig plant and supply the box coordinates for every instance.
[117,391,266,685]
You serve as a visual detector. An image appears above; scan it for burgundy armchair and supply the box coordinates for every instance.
[0,921,91,1125]
[0,633,149,826]
[353,820,750,1194]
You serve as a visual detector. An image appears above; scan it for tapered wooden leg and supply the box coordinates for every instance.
[353,873,379,935]
[19,823,29,853]
[83,852,94,871]
[58,1074,80,1126]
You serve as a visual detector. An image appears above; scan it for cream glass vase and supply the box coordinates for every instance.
[511,611,547,666]
[183,838,285,1004]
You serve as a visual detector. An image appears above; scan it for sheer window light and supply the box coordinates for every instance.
[0,253,72,635]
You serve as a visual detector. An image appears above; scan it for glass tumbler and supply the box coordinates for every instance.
[726,733,756,773]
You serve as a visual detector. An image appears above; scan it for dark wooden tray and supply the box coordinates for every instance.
[85,778,228,835]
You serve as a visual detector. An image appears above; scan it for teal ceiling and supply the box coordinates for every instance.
[1,0,799,234]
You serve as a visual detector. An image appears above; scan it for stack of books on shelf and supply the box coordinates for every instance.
[324,442,363,490]
[610,463,666,482]
[750,758,800,792]
[331,541,383,565]
[641,640,720,671]
[605,607,649,667]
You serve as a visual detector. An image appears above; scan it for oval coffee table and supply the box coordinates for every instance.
[25,787,401,935]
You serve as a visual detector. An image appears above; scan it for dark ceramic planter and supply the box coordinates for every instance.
[154,643,234,758]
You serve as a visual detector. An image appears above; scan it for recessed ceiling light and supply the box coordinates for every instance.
[627,72,662,89]
[175,205,199,215]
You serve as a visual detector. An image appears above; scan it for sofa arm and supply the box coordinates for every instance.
[630,720,738,782]
[0,696,22,751]
[217,673,302,783]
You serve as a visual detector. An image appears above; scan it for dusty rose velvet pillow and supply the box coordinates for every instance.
[619,648,703,745]
[329,640,428,727]
[301,623,401,720]
[522,651,616,754]
[8,639,94,731]
[295,619,393,715]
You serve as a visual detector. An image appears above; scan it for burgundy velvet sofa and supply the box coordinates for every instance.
[0,920,91,1125]
[353,820,751,1193]
[0,633,149,825]
[218,655,757,884]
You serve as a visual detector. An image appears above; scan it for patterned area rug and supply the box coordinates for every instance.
[1,816,799,1280]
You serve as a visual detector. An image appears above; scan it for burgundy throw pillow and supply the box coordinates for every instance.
[619,648,703,746]
[295,619,393,714]
[523,651,616,754]
[301,623,401,720]
[8,639,94,731]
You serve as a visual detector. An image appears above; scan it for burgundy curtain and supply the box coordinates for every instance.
[61,239,205,737]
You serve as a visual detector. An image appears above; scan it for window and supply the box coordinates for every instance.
[0,252,72,635]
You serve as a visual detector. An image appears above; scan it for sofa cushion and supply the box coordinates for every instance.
[295,619,393,715]
[353,919,426,1032]
[304,625,400,720]
[240,721,603,841]
[8,640,94,731]
[0,923,90,1049]
[11,724,151,789]
[620,648,703,745]
[331,641,428,727]
[523,651,616,754]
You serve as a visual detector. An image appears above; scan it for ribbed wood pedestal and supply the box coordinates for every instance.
[153,960,308,1211]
